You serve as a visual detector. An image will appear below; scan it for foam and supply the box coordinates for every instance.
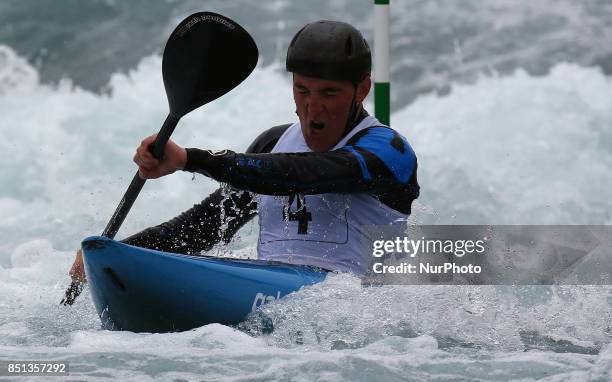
[1,43,612,380]
[396,64,612,224]
[2,45,611,259]
[0,45,293,255]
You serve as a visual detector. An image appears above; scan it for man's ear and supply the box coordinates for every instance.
[355,75,372,103]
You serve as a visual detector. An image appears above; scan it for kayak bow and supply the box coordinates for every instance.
[82,236,327,332]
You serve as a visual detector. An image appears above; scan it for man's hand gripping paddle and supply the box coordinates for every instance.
[61,12,258,305]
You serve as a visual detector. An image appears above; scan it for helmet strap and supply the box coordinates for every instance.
[342,83,361,137]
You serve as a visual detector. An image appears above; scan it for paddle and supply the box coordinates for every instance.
[61,12,258,306]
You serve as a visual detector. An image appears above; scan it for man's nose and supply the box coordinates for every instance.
[307,95,325,116]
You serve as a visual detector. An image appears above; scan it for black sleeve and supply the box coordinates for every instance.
[184,149,366,195]
[121,187,256,254]
[120,123,292,254]
[184,128,416,191]
[183,126,420,214]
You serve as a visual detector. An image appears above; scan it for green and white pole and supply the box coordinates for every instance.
[374,0,390,126]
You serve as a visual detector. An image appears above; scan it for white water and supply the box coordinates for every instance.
[2,45,612,380]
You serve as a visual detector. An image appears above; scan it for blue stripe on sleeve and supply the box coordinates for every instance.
[342,146,372,181]
[351,127,416,183]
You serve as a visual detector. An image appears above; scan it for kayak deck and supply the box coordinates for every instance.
[82,236,327,333]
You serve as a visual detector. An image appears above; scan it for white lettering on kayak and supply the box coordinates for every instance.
[251,291,282,311]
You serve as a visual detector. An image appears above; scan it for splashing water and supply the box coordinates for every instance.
[1,9,612,379]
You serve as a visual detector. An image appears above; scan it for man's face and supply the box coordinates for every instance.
[293,73,370,152]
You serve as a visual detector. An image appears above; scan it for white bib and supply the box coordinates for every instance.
[257,116,408,274]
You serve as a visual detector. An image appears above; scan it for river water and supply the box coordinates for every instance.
[1,1,612,380]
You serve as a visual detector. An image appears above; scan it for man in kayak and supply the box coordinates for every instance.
[69,20,419,280]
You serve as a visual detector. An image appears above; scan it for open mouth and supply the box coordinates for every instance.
[309,121,325,131]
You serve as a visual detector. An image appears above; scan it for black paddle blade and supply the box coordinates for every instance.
[163,12,259,117]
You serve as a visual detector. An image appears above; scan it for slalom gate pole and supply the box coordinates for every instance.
[374,0,390,126]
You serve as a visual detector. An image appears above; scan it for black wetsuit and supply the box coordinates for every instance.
[123,110,419,255]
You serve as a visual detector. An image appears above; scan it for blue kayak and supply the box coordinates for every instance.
[81,236,327,333]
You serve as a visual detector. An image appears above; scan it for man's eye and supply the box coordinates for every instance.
[323,90,339,96]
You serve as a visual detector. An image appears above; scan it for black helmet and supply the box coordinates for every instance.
[286,20,371,83]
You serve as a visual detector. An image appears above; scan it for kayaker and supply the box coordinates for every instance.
[69,20,419,281]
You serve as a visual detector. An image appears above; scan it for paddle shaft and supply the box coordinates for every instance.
[102,114,179,239]
[61,115,179,305]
